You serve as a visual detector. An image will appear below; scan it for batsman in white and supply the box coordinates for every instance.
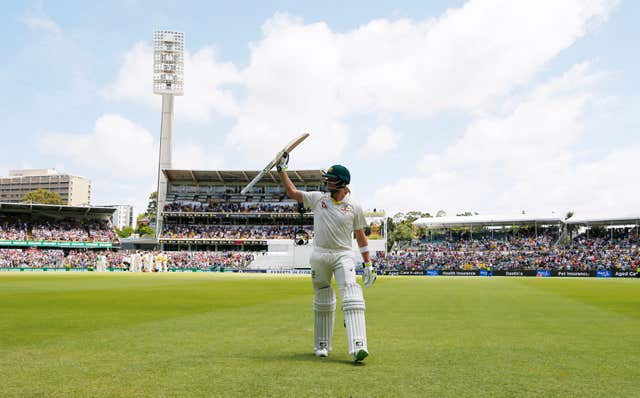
[277,153,376,363]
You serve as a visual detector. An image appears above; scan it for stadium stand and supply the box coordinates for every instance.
[0,203,120,270]
[161,224,314,240]
[159,169,320,253]
[374,224,639,273]
[0,204,119,244]
[0,249,254,271]
[2,199,637,274]
[0,215,27,240]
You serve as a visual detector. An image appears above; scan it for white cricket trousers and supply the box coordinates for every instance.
[310,248,368,356]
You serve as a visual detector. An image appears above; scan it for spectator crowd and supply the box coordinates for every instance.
[0,216,28,240]
[161,224,313,240]
[374,229,640,272]
[164,201,309,213]
[0,215,118,243]
[2,219,638,273]
[0,249,254,271]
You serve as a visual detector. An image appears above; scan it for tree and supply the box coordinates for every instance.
[392,222,413,242]
[385,217,396,251]
[136,213,155,237]
[145,191,158,222]
[563,211,577,239]
[136,224,154,237]
[115,226,134,238]
[22,189,63,205]
[436,210,447,217]
[405,211,425,223]
[589,225,607,237]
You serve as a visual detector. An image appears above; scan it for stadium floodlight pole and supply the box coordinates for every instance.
[153,30,184,239]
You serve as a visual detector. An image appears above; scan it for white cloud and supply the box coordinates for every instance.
[94,1,629,215]
[35,114,227,213]
[36,115,157,213]
[102,1,615,168]
[102,43,241,122]
[34,117,224,177]
[226,1,616,166]
[359,126,399,156]
[373,62,640,216]
[37,114,158,179]
[19,5,62,39]
[102,43,155,108]
[174,143,224,170]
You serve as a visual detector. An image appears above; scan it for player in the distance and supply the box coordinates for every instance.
[277,153,376,363]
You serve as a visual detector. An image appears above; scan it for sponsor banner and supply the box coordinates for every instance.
[493,270,538,277]
[596,270,612,278]
[169,268,211,272]
[160,239,266,246]
[426,270,440,276]
[441,270,480,276]
[384,270,399,276]
[553,270,591,277]
[162,211,313,220]
[0,240,112,249]
[266,269,311,275]
[536,269,552,277]
[0,268,88,272]
[398,270,427,276]
[612,270,639,278]
[479,270,493,277]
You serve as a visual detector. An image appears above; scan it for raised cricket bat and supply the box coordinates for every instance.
[240,132,310,195]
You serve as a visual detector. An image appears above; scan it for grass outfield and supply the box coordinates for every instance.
[1,274,638,397]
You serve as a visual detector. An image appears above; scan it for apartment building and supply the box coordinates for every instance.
[0,169,91,206]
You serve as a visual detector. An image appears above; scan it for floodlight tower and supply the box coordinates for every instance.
[153,30,184,238]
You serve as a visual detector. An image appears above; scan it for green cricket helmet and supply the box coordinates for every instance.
[323,164,351,185]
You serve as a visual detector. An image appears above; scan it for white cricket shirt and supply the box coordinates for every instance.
[301,191,367,251]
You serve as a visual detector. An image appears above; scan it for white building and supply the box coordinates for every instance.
[106,205,134,230]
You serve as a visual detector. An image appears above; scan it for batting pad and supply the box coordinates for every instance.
[341,283,367,355]
[314,286,336,352]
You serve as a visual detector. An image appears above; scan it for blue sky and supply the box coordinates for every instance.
[1,0,638,218]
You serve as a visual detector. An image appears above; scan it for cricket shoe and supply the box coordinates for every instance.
[314,348,329,357]
[351,348,368,363]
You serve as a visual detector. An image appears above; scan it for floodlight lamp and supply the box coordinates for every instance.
[153,30,184,96]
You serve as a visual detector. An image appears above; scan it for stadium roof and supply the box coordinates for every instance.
[0,202,116,217]
[565,215,640,226]
[413,214,563,229]
[163,169,325,184]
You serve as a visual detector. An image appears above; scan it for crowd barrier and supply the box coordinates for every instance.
[1,268,637,277]
[380,269,639,278]
[0,267,312,274]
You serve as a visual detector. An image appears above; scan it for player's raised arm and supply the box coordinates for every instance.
[277,152,303,203]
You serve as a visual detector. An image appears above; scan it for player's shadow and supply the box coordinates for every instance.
[256,352,366,366]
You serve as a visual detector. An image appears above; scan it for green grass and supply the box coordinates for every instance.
[1,274,638,397]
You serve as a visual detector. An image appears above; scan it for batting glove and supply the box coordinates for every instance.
[362,262,376,288]
[277,151,289,172]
